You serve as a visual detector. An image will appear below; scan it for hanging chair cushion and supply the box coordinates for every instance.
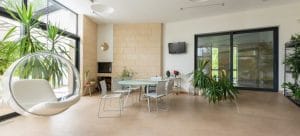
[11,79,79,116]
[28,95,80,115]
[12,79,58,109]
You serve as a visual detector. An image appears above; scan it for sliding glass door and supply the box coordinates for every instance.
[196,34,231,80]
[233,31,275,89]
[195,27,278,91]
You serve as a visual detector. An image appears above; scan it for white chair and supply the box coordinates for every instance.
[163,79,175,109]
[11,79,79,116]
[166,79,175,95]
[148,76,163,94]
[112,78,140,106]
[98,80,123,118]
[2,52,81,116]
[144,81,167,112]
[180,72,195,95]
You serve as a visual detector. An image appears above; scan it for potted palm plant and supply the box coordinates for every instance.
[193,59,211,95]
[194,59,238,103]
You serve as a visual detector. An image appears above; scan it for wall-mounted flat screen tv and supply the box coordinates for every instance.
[168,42,186,54]
[98,62,112,73]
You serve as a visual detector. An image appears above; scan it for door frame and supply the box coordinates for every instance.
[194,27,279,92]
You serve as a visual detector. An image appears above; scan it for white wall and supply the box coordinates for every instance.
[97,24,114,62]
[163,2,300,91]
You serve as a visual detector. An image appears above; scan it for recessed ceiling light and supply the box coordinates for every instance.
[91,4,114,15]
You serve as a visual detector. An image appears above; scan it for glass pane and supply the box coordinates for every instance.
[42,8,77,34]
[197,35,231,80]
[31,28,76,63]
[233,31,274,88]
[29,0,49,12]
[0,0,22,11]
[0,16,20,116]
[58,36,76,64]
[30,28,76,98]
[27,0,77,34]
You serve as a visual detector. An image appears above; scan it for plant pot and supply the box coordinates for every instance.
[198,90,202,96]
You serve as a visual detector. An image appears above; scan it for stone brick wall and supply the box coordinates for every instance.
[112,23,162,78]
[81,15,97,95]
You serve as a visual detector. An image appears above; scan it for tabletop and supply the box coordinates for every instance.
[118,79,159,86]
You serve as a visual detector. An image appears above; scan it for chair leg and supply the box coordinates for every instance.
[110,99,112,106]
[167,96,170,110]
[103,98,107,111]
[161,97,169,111]
[139,86,142,101]
[119,98,122,117]
[98,98,103,118]
[89,87,92,96]
[98,97,123,118]
[121,97,124,111]
[156,98,158,112]
[123,91,130,108]
[147,97,151,112]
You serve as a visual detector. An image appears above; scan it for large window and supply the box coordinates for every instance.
[29,0,78,34]
[0,16,20,117]
[0,0,79,121]
[197,34,231,80]
[195,27,278,91]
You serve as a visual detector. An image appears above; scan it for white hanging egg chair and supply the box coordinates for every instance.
[2,52,80,116]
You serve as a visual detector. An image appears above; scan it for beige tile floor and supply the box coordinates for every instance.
[0,91,299,136]
[0,103,14,116]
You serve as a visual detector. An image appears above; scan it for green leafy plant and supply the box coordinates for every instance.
[193,59,211,91]
[4,1,45,56]
[282,83,300,100]
[194,59,238,103]
[0,27,18,74]
[291,34,300,42]
[42,23,73,87]
[218,70,238,101]
[282,34,300,100]
[120,67,136,80]
[204,76,222,103]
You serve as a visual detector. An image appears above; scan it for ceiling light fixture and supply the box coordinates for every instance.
[180,3,225,11]
[189,0,209,2]
[91,4,114,15]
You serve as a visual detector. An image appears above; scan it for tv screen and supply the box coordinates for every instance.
[168,42,186,54]
[98,62,112,73]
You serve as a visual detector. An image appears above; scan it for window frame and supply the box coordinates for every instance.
[194,27,279,92]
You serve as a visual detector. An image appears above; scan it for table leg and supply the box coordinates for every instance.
[89,87,92,96]
[139,85,143,101]
[123,88,130,107]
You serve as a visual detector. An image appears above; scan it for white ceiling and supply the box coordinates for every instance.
[56,0,300,24]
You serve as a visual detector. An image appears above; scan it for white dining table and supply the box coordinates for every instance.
[118,79,164,101]
[118,79,158,86]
